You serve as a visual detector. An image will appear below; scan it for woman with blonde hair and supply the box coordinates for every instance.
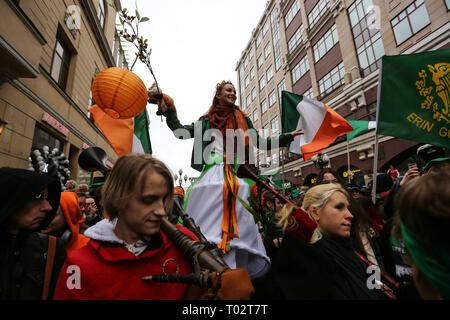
[261,183,384,299]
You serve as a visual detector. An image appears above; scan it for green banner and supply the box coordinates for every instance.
[377,49,450,149]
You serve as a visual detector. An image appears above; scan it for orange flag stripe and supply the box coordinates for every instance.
[88,105,134,157]
[301,105,353,161]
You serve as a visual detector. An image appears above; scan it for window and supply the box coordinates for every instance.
[257,54,263,69]
[263,20,269,36]
[277,79,286,102]
[261,99,268,114]
[256,33,262,48]
[302,87,314,99]
[318,62,345,96]
[313,24,339,62]
[246,94,251,109]
[271,153,278,166]
[253,109,259,122]
[263,124,269,139]
[32,126,63,152]
[50,37,71,90]
[280,149,286,161]
[308,0,330,29]
[285,0,300,27]
[267,65,274,82]
[292,55,309,84]
[245,76,250,88]
[264,43,271,59]
[249,48,254,60]
[271,117,279,134]
[97,0,106,28]
[447,0,450,10]
[244,56,249,69]
[252,87,257,101]
[271,8,283,71]
[259,75,266,90]
[250,67,255,80]
[274,43,283,71]
[288,25,304,54]
[368,102,377,121]
[349,0,385,76]
[391,0,430,46]
[269,90,277,107]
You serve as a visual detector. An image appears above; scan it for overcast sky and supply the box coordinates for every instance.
[120,0,268,185]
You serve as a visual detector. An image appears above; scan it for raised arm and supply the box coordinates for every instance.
[148,88,195,138]
[245,118,303,150]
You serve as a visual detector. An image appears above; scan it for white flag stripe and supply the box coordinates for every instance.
[132,134,145,154]
[289,96,327,155]
[368,121,377,130]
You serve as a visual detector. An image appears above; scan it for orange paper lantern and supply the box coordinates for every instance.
[91,67,148,119]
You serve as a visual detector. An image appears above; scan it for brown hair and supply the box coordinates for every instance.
[393,167,450,249]
[101,153,174,220]
[212,80,234,107]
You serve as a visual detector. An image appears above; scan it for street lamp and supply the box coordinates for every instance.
[0,118,8,135]
[174,169,189,187]
[311,152,330,169]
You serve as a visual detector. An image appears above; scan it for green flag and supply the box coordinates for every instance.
[377,49,450,149]
[133,109,152,154]
[347,120,376,142]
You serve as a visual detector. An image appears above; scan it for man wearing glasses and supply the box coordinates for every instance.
[0,168,67,300]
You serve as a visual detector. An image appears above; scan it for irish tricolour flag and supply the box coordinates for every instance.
[89,105,152,157]
[347,120,377,142]
[281,91,353,161]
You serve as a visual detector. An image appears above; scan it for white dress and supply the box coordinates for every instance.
[184,138,270,280]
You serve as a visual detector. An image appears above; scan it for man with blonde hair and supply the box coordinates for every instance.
[54,154,198,299]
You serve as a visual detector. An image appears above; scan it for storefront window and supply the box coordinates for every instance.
[32,126,63,152]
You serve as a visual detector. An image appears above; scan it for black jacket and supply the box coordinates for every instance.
[0,231,66,299]
[257,232,384,300]
[0,168,67,299]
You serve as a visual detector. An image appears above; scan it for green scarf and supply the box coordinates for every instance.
[400,223,450,299]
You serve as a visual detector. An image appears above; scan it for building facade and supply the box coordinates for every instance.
[0,0,130,184]
[237,0,450,188]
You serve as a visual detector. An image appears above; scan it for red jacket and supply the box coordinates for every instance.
[54,222,197,300]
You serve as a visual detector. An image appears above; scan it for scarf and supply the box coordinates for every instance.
[202,104,250,148]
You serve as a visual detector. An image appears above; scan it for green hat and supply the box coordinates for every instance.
[423,157,450,172]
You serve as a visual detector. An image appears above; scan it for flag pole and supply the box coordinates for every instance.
[372,63,384,205]
[280,148,286,195]
[347,141,351,184]
[372,134,379,204]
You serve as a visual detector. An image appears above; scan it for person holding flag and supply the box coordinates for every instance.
[149,81,304,280]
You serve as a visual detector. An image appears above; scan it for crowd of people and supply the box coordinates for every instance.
[0,80,449,301]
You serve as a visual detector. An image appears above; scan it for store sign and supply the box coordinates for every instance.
[42,113,69,137]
